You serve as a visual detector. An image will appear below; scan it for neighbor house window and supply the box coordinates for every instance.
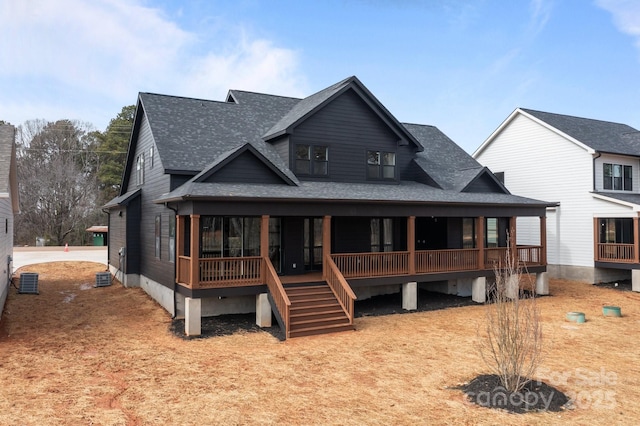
[599,218,633,244]
[367,151,395,179]
[136,153,145,186]
[295,144,328,175]
[155,215,161,258]
[603,163,632,191]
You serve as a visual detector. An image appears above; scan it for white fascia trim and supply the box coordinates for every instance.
[592,192,640,212]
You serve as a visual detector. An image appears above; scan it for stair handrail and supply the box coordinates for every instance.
[263,257,291,338]
[324,255,357,325]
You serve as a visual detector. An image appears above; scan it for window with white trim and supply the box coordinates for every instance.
[603,163,632,191]
[136,153,145,186]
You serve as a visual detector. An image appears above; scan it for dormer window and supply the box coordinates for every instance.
[603,163,632,191]
[367,151,395,179]
[295,144,328,176]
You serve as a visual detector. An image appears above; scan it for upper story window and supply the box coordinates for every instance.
[136,153,145,186]
[603,163,632,191]
[295,144,328,176]
[367,151,395,179]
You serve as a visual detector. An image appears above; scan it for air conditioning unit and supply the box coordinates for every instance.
[95,272,112,288]
[19,272,39,294]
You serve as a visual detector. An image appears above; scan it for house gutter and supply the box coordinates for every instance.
[164,202,179,319]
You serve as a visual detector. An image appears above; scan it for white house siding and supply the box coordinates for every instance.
[475,113,603,278]
[0,197,14,314]
[593,153,640,193]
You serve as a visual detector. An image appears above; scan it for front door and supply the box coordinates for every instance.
[281,217,323,275]
[304,217,323,271]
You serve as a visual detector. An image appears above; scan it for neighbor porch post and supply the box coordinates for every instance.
[634,216,639,264]
[189,214,200,288]
[477,217,485,269]
[322,215,331,279]
[593,217,599,262]
[540,216,547,265]
[408,216,416,275]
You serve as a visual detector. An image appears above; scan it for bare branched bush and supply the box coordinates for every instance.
[478,244,543,393]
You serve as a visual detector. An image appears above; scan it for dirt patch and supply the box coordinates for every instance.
[1,263,639,425]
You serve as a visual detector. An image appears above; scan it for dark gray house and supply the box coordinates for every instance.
[106,77,551,338]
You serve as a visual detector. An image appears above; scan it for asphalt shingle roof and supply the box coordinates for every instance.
[522,108,640,156]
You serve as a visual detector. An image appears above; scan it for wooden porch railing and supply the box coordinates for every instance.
[176,245,546,288]
[331,251,409,279]
[596,243,635,263]
[324,256,356,325]
[198,256,262,288]
[416,249,479,273]
[263,257,291,338]
[178,256,191,285]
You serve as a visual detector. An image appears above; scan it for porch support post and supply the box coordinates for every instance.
[632,270,640,293]
[540,216,547,265]
[260,215,269,259]
[536,272,549,295]
[185,297,201,336]
[472,276,486,303]
[256,293,272,327]
[477,217,485,269]
[176,215,184,284]
[509,216,517,263]
[634,216,639,264]
[322,215,331,278]
[593,217,599,262]
[408,216,416,275]
[189,214,200,288]
[402,282,417,311]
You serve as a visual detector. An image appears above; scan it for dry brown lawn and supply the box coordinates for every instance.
[0,262,638,425]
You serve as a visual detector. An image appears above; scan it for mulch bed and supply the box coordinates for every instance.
[456,374,570,413]
[170,289,475,339]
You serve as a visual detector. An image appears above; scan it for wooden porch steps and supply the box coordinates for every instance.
[285,284,354,339]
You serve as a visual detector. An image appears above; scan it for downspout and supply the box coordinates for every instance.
[593,152,601,191]
[164,202,179,319]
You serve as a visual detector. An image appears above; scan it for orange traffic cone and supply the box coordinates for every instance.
[64,243,69,252]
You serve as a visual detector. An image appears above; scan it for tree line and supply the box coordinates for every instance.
[9,105,135,246]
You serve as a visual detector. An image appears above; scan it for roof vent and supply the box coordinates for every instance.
[95,272,112,288]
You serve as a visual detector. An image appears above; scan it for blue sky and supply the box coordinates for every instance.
[1,0,639,153]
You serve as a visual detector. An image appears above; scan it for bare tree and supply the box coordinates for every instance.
[478,243,544,393]
[15,119,99,246]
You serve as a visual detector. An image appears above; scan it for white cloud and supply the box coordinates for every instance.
[596,0,640,50]
[528,0,553,36]
[0,0,307,128]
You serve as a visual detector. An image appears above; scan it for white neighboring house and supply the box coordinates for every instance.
[474,108,640,288]
[0,125,19,313]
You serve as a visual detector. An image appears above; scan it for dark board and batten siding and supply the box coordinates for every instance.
[205,151,286,184]
[124,114,175,289]
[290,89,416,183]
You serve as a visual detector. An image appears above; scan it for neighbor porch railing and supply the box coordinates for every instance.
[596,243,636,263]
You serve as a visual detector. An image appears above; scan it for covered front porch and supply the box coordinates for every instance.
[175,213,548,338]
[593,216,640,291]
